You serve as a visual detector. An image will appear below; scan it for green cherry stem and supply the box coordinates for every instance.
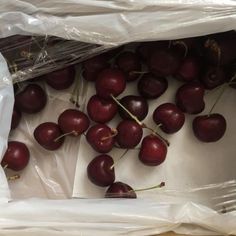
[131,182,165,193]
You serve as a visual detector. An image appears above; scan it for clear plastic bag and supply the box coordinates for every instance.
[0,1,236,235]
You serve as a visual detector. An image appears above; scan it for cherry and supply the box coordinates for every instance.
[34,122,64,150]
[148,48,181,77]
[86,124,115,153]
[119,95,148,121]
[153,103,185,134]
[11,105,22,130]
[139,135,167,166]
[175,56,200,82]
[192,113,226,142]
[116,51,141,81]
[201,67,227,90]
[95,68,126,99]
[82,54,109,81]
[116,120,143,148]
[137,73,168,99]
[44,66,75,90]
[58,109,90,136]
[176,82,205,114]
[87,154,115,187]
[87,95,117,123]
[15,84,47,114]
[2,141,30,171]
[105,182,136,198]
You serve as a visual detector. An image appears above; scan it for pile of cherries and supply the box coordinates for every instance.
[1,30,236,198]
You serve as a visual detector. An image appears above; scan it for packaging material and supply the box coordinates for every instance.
[0,0,236,235]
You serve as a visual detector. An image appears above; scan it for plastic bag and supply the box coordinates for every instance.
[0,1,236,235]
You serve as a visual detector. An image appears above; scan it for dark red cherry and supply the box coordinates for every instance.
[137,73,168,99]
[2,141,30,171]
[95,68,126,99]
[153,103,185,134]
[201,66,227,90]
[82,54,109,81]
[116,51,141,81]
[34,122,64,150]
[176,82,205,114]
[87,95,117,123]
[149,49,181,77]
[116,120,143,148]
[11,105,22,130]
[139,135,167,166]
[44,66,75,90]
[58,109,90,136]
[192,113,226,142]
[105,182,137,198]
[15,84,47,113]
[87,154,115,187]
[175,56,200,82]
[119,95,148,121]
[86,124,115,153]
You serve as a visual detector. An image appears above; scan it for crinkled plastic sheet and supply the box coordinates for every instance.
[0,0,236,235]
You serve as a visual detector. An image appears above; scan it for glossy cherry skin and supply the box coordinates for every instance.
[139,135,167,166]
[137,73,168,99]
[15,84,47,114]
[119,95,148,121]
[95,68,126,99]
[116,120,143,148]
[11,105,22,130]
[201,67,227,90]
[105,182,137,198]
[34,122,64,150]
[87,95,117,123]
[82,54,109,81]
[86,124,115,153]
[192,113,226,142]
[175,56,200,82]
[45,66,75,90]
[176,82,205,114]
[116,51,141,81]
[87,154,115,187]
[149,49,181,77]
[2,141,30,171]
[58,109,90,136]
[153,103,185,134]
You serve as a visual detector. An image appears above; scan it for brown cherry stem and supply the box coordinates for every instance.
[54,131,77,142]
[70,69,81,107]
[110,149,129,170]
[172,41,188,58]
[129,71,149,76]
[101,129,118,141]
[7,174,20,181]
[131,181,165,193]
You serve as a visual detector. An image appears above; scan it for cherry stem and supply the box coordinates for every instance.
[3,164,8,170]
[172,41,188,58]
[205,39,221,67]
[154,123,162,133]
[131,181,165,193]
[70,69,81,107]
[110,149,129,170]
[101,129,118,141]
[129,71,149,75]
[7,174,20,181]
[208,75,236,116]
[54,131,77,142]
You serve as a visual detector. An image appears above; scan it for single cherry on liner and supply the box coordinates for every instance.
[11,105,22,130]
[176,82,205,114]
[118,95,148,121]
[86,124,116,153]
[87,95,117,123]
[1,141,30,171]
[153,103,185,134]
[87,154,115,187]
[44,66,75,90]
[116,120,143,149]
[95,68,126,99]
[34,122,65,150]
[58,109,90,136]
[139,135,167,166]
[192,113,226,142]
[137,73,168,99]
[105,182,137,198]
[15,84,47,114]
